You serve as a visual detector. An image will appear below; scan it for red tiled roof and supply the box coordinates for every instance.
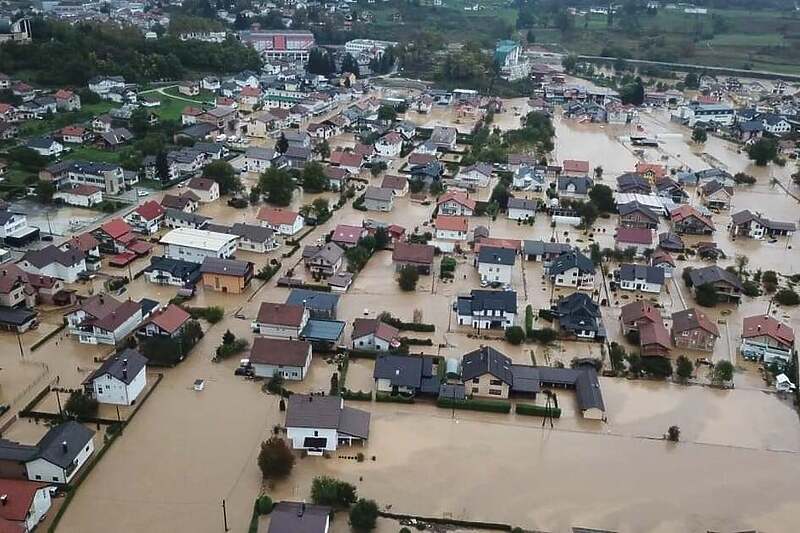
[60,125,85,136]
[135,200,165,221]
[182,106,203,116]
[330,150,362,168]
[239,86,261,97]
[615,227,653,245]
[332,224,364,246]
[435,215,469,232]
[249,337,310,366]
[148,304,191,334]
[54,89,74,100]
[671,308,719,336]
[669,205,714,229]
[620,301,661,326]
[0,479,48,523]
[188,177,217,191]
[392,242,434,265]
[635,162,667,179]
[474,237,521,253]
[742,315,794,346]
[437,191,476,210]
[639,321,672,351]
[64,184,102,196]
[126,240,153,256]
[562,159,590,174]
[408,153,436,166]
[257,206,300,226]
[256,302,306,327]
[100,218,132,239]
[352,318,400,343]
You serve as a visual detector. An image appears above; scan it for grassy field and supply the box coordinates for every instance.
[145,88,214,122]
[67,145,124,164]
[18,102,117,138]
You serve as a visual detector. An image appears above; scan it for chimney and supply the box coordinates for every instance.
[757,325,761,332]
[61,441,68,453]
[0,495,7,506]
[123,368,128,380]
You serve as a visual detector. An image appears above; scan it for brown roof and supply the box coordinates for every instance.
[62,183,101,196]
[89,299,142,332]
[0,479,48,524]
[78,294,121,320]
[0,264,32,295]
[187,177,217,191]
[435,216,469,232]
[620,301,660,326]
[639,321,671,350]
[615,227,653,245]
[249,337,310,367]
[147,304,190,334]
[742,315,794,346]
[352,318,399,343]
[562,159,590,174]
[392,242,434,265]
[256,302,306,327]
[257,207,300,226]
[671,308,719,336]
[332,224,364,246]
[437,191,476,210]
[408,153,436,166]
[381,175,407,190]
[669,205,714,229]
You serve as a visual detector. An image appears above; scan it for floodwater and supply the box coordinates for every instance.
[1,93,797,533]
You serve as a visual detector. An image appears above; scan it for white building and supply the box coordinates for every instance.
[52,184,103,207]
[351,318,400,352]
[344,39,398,58]
[476,246,515,285]
[285,395,370,453]
[616,263,665,294]
[674,103,735,127]
[507,197,537,221]
[251,302,309,340]
[548,251,596,290]
[23,421,95,484]
[257,207,305,236]
[0,478,52,532]
[455,289,517,330]
[160,227,238,264]
[83,349,147,405]
[248,337,312,380]
[19,245,86,283]
[433,216,469,253]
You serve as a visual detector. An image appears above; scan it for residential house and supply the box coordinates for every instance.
[729,210,796,239]
[380,175,409,197]
[507,197,537,221]
[639,320,673,357]
[58,125,89,145]
[512,165,546,192]
[437,191,476,217]
[331,225,366,249]
[286,289,339,320]
[124,201,165,235]
[374,132,403,157]
[322,166,349,192]
[139,304,191,339]
[163,209,210,230]
[54,89,80,111]
[429,126,457,150]
[634,162,667,182]
[548,251,595,290]
[455,289,517,329]
[186,177,220,203]
[83,349,147,405]
[671,308,719,352]
[554,292,605,341]
[373,354,439,395]
[200,257,253,294]
[556,175,592,199]
[409,160,444,186]
[476,246,515,285]
[392,242,434,275]
[19,246,85,283]
[669,205,715,235]
[351,318,401,352]
[53,184,103,208]
[655,177,689,204]
[161,192,200,213]
[363,187,394,212]
[433,216,469,252]
[619,300,661,336]
[329,150,363,174]
[614,227,654,256]
[618,201,659,230]
[0,478,52,531]
[658,231,685,253]
[303,243,345,279]
[142,256,201,287]
[26,138,63,157]
[252,302,309,340]
[562,159,590,177]
[257,207,304,236]
[455,163,493,189]
[616,263,665,294]
[284,394,370,453]
[651,249,676,278]
[688,265,743,303]
[616,173,651,194]
[700,180,733,210]
[267,502,331,533]
[161,227,238,264]
[65,294,143,346]
[522,240,572,263]
[507,153,536,172]
[740,315,795,366]
[0,211,38,247]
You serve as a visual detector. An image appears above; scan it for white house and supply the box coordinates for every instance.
[476,246,515,285]
[142,256,201,287]
[351,318,401,352]
[740,315,795,366]
[433,216,469,253]
[616,263,665,294]
[26,137,63,157]
[456,163,492,188]
[65,296,143,346]
[186,177,220,203]
[507,197,537,221]
[257,207,304,236]
[285,395,370,453]
[455,289,517,330]
[248,337,312,380]
[0,478,52,532]
[88,75,125,95]
[19,245,86,283]
[24,421,95,484]
[53,184,103,208]
[548,251,596,290]
[124,200,165,235]
[83,349,147,405]
[374,132,403,158]
[437,191,476,216]
[252,302,309,340]
[160,227,238,264]
[243,147,275,173]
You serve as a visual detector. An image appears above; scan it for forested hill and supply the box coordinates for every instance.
[0,18,262,87]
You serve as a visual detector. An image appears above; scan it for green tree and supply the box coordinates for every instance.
[129,108,151,137]
[373,227,389,250]
[310,476,357,507]
[275,133,289,155]
[257,436,295,479]
[307,47,334,75]
[588,184,614,213]
[667,425,681,442]
[64,391,99,419]
[561,54,578,73]
[695,283,719,307]
[349,499,379,532]
[301,161,328,193]
[257,495,273,515]
[398,265,419,291]
[578,201,599,229]
[222,329,235,346]
[312,197,330,220]
[775,288,800,306]
[747,138,778,166]
[155,151,171,183]
[314,139,331,160]
[676,355,693,380]
[377,105,397,123]
[691,127,707,144]
[204,160,240,195]
[609,342,626,373]
[620,77,645,105]
[7,147,47,171]
[35,181,56,204]
[489,183,510,210]
[712,360,734,384]
[684,72,699,89]
[259,167,295,206]
[505,326,526,345]
[341,52,360,76]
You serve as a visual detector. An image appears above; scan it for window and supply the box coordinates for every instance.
[472,378,479,384]
[489,389,502,396]
[471,387,479,394]
[53,477,59,482]
[35,475,41,480]
[489,379,502,386]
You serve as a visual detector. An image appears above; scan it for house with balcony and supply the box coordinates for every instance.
[554,292,605,341]
[616,263,665,294]
[252,302,310,340]
[83,349,147,406]
[476,246,515,285]
[729,210,796,240]
[65,294,144,346]
[548,251,595,290]
[688,265,743,304]
[740,315,794,366]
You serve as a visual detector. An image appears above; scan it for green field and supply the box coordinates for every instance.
[18,102,116,138]
[67,145,124,164]
[143,87,215,122]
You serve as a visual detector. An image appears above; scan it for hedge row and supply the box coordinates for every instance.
[515,403,562,418]
[341,389,372,401]
[436,397,511,413]
[376,392,415,404]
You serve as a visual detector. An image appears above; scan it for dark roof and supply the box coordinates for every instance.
[618,201,658,221]
[164,208,210,226]
[522,240,572,257]
[207,223,274,243]
[548,251,594,276]
[0,306,37,327]
[616,172,651,193]
[618,263,665,285]
[23,245,84,269]
[461,346,513,384]
[143,256,201,282]
[556,292,604,335]
[200,257,252,277]
[36,421,95,469]
[477,246,516,266]
[374,354,435,389]
[688,265,744,290]
[658,231,685,251]
[457,289,517,315]
[672,307,719,336]
[285,395,370,439]
[286,289,339,312]
[85,349,146,385]
[507,197,537,211]
[392,242,434,265]
[556,175,592,194]
[268,502,331,533]
[0,440,37,463]
[256,302,306,327]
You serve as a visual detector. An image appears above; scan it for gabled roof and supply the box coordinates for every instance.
[562,159,590,174]
[688,265,744,291]
[99,218,132,239]
[437,191,476,210]
[352,318,400,343]
[268,502,331,533]
[392,242,434,265]
[256,302,306,327]
[332,225,364,246]
[458,289,517,314]
[671,307,719,336]
[187,177,218,191]
[285,394,370,439]
[85,348,147,385]
[22,245,84,270]
[477,245,516,266]
[618,263,664,285]
[200,257,251,277]
[615,227,653,245]
[549,251,594,276]
[286,289,339,311]
[146,304,190,335]
[742,315,794,346]
[36,421,95,469]
[257,207,300,226]
[0,479,48,523]
[620,301,661,326]
[618,201,658,221]
[462,346,513,384]
[134,200,165,221]
[434,215,468,232]
[669,204,714,229]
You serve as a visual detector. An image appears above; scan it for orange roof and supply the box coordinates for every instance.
[182,106,203,116]
[54,89,74,100]
[437,191,476,210]
[135,200,165,221]
[435,215,469,232]
[100,218,132,239]
[148,304,191,334]
[257,206,300,225]
[240,86,261,97]
[562,159,590,174]
[634,162,667,179]
[474,237,521,253]
[669,205,714,229]
[60,125,85,136]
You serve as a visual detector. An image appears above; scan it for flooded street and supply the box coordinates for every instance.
[0,92,796,533]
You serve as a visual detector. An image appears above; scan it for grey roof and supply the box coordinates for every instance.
[165,208,210,226]
[37,421,95,469]
[688,265,744,290]
[286,289,339,311]
[208,223,274,243]
[430,126,457,147]
[461,346,513,384]
[245,146,276,160]
[23,245,84,269]
[438,383,466,400]
[557,175,592,194]
[618,263,665,285]
[555,292,604,335]
[304,242,344,265]
[658,231,685,251]
[0,439,37,462]
[477,245,516,266]
[364,186,393,202]
[507,197,537,211]
[616,173,651,193]
[85,348,147,385]
[509,364,541,393]
[538,366,605,412]
[457,289,517,315]
[285,395,370,439]
[374,354,436,390]
[0,306,37,327]
[179,123,217,139]
[199,257,251,276]
[522,240,572,257]
[27,137,58,149]
[299,319,345,342]
[618,201,658,221]
[268,502,331,533]
[731,210,796,232]
[548,251,594,276]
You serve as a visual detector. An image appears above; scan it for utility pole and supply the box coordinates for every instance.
[16,332,23,358]
[54,388,63,417]
[115,405,122,434]
[221,499,229,532]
